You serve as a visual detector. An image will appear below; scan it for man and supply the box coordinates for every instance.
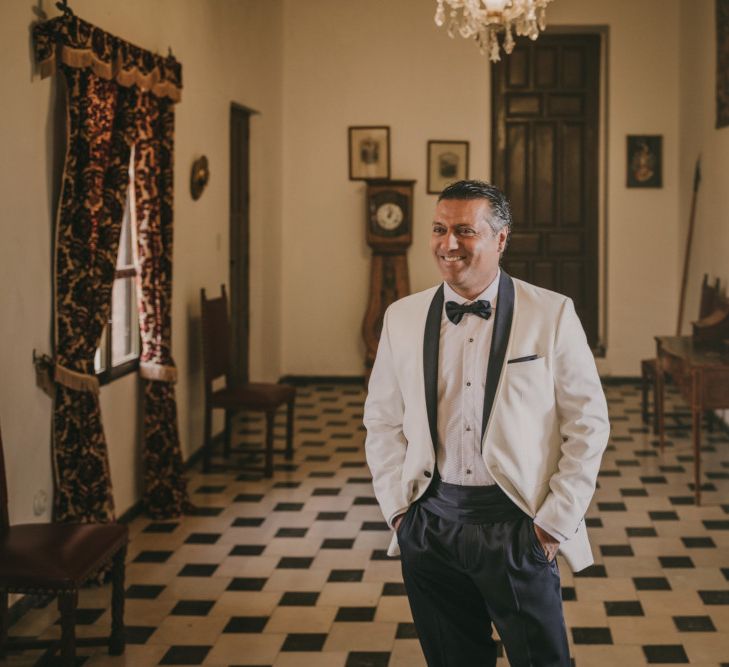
[364,180,609,667]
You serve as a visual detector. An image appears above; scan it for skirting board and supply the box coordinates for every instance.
[279,375,365,386]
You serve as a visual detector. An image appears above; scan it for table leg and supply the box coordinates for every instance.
[691,369,702,506]
[656,351,666,451]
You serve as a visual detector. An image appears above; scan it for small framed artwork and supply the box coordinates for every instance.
[626,135,662,188]
[348,126,390,180]
[427,140,469,194]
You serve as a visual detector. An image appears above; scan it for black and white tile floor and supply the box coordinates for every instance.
[3,382,729,666]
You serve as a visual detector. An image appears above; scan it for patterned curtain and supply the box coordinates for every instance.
[33,14,188,522]
[134,97,189,517]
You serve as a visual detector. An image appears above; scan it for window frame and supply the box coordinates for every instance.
[95,184,141,386]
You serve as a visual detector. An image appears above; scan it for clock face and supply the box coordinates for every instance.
[375,202,404,231]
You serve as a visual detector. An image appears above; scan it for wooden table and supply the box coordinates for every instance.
[655,336,729,504]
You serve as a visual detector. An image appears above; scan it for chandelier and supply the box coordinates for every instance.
[434,0,554,62]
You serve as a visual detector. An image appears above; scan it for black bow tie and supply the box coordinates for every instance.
[445,300,492,325]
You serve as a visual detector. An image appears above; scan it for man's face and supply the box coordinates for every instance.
[430,198,508,299]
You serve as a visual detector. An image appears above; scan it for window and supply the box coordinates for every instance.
[94,189,140,383]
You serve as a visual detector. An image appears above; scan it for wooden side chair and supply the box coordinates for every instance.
[200,285,296,476]
[0,426,127,665]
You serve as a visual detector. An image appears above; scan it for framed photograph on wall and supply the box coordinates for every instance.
[427,140,469,194]
[626,135,662,188]
[348,126,390,180]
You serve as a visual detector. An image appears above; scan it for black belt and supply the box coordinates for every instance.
[419,475,526,524]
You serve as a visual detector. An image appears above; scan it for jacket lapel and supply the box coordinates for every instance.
[423,284,444,452]
[481,271,515,441]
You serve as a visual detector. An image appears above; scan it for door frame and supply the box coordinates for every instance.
[229,102,260,384]
[490,26,609,357]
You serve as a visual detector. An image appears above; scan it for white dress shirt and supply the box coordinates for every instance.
[436,273,500,486]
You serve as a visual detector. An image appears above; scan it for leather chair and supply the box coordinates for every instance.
[200,285,296,476]
[0,426,128,665]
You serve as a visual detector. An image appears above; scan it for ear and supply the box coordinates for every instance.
[496,227,509,254]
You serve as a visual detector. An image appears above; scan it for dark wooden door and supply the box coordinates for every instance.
[230,104,251,384]
[492,34,600,347]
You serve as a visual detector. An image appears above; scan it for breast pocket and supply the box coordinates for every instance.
[504,356,553,421]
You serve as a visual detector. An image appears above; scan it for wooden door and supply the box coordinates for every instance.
[492,34,600,348]
[230,104,251,384]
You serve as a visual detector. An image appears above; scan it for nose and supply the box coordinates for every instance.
[444,231,459,251]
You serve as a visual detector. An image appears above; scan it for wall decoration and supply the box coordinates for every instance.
[348,126,390,180]
[717,0,729,128]
[427,140,469,194]
[190,156,210,200]
[626,135,662,188]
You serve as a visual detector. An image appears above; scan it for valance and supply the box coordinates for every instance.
[33,14,182,103]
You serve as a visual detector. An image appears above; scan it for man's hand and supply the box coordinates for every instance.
[533,523,559,562]
[393,513,406,533]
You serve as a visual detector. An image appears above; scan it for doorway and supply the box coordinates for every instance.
[229,103,252,385]
[492,34,601,348]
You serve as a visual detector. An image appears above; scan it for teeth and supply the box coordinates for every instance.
[442,256,464,262]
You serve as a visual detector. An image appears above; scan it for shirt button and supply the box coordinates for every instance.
[466,382,471,387]
[466,469,472,475]
[424,470,432,478]
[469,338,474,343]
[465,425,471,432]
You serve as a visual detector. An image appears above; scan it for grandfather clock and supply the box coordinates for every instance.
[362,179,415,377]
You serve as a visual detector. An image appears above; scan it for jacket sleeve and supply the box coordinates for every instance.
[363,307,410,527]
[534,298,610,539]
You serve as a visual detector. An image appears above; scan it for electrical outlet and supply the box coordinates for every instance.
[33,490,48,516]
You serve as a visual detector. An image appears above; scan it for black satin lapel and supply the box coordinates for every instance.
[424,284,444,452]
[481,272,515,440]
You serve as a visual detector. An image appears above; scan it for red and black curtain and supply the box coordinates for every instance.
[33,14,188,522]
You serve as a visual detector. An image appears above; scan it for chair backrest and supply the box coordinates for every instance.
[699,273,721,319]
[200,285,232,390]
[0,425,9,531]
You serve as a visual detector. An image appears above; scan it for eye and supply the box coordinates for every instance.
[457,227,476,236]
[432,225,446,234]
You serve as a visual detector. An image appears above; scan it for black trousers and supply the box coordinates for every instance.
[397,500,570,667]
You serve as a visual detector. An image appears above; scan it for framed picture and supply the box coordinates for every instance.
[626,135,662,188]
[348,126,390,180]
[427,140,469,194]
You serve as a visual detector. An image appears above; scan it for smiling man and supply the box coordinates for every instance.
[364,180,610,667]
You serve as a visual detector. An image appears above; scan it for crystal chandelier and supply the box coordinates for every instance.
[434,0,554,62]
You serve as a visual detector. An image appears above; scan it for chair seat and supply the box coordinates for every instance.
[0,522,128,590]
[211,382,296,410]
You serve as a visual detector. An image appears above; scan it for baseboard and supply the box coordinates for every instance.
[279,375,365,386]
[600,376,641,385]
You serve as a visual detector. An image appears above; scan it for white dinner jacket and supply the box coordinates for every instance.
[363,272,610,572]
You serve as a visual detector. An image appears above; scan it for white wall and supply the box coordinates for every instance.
[0,0,284,522]
[280,0,681,378]
[679,0,729,323]
[679,0,729,426]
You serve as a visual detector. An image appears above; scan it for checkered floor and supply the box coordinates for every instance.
[3,382,729,666]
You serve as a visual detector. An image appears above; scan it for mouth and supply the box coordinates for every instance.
[440,255,465,263]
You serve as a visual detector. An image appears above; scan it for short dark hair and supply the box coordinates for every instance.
[438,180,512,234]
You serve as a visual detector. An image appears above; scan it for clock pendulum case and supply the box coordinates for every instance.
[362,179,416,378]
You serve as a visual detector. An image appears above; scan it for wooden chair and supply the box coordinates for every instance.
[200,285,296,476]
[0,426,127,665]
[641,274,721,432]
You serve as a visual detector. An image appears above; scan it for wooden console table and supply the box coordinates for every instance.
[655,336,729,505]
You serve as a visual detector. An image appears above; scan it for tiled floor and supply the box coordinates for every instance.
[3,382,729,666]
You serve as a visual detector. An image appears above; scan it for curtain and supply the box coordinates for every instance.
[33,14,188,522]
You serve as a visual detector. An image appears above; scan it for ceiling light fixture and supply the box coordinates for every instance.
[434,0,554,62]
